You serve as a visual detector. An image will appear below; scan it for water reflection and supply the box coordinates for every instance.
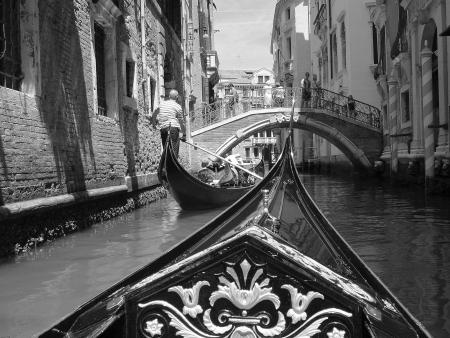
[301,174,450,338]
[0,199,224,338]
[0,176,449,337]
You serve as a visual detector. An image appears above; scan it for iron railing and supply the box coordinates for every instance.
[190,87,382,131]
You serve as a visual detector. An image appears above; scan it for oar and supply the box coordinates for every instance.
[182,139,263,180]
[289,92,296,136]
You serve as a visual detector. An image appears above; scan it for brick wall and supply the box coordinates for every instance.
[0,0,183,206]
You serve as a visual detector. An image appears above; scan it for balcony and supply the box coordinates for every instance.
[206,50,219,86]
[284,59,294,72]
[313,4,327,37]
[206,50,219,71]
[403,0,433,23]
[251,137,278,146]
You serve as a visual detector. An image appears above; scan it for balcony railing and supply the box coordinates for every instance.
[313,4,327,36]
[189,87,382,132]
[206,50,219,69]
[252,137,278,146]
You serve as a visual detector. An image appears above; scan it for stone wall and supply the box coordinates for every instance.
[0,186,167,257]
[0,0,181,205]
[0,0,186,256]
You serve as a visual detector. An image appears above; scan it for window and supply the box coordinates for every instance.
[372,23,378,64]
[125,60,135,98]
[0,0,21,90]
[401,90,410,123]
[287,37,292,59]
[264,76,269,83]
[258,76,264,84]
[322,46,328,85]
[379,26,386,74]
[245,147,250,158]
[340,21,346,70]
[330,31,337,78]
[160,0,182,38]
[382,104,388,132]
[253,147,259,158]
[286,7,291,20]
[202,76,208,102]
[150,77,156,112]
[94,22,107,116]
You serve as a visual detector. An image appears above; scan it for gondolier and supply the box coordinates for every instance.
[152,89,186,157]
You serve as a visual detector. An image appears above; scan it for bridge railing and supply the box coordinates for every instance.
[189,87,382,131]
[318,88,382,129]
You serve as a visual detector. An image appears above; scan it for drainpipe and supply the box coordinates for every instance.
[180,0,192,165]
[140,0,151,115]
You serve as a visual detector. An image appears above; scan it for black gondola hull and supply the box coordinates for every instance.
[38,133,432,338]
[161,140,253,210]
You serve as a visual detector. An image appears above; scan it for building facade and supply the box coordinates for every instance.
[0,0,215,256]
[271,0,313,165]
[367,0,450,183]
[271,0,311,88]
[308,0,381,169]
[184,0,219,118]
[215,68,275,105]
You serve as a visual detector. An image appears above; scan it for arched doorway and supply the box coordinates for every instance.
[421,20,439,145]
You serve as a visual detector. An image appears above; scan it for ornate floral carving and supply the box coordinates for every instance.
[144,318,164,337]
[327,326,346,338]
[138,255,353,337]
[169,281,210,318]
[281,285,324,324]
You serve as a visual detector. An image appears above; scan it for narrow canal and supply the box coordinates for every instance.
[0,174,449,338]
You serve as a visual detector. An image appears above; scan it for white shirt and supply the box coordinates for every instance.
[156,99,183,129]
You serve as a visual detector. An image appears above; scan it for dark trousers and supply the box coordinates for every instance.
[161,127,180,157]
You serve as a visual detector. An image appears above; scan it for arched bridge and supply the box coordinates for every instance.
[189,88,383,172]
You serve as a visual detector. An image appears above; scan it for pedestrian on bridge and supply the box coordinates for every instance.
[311,74,321,108]
[300,72,312,108]
[227,83,239,117]
[152,89,186,157]
[346,95,356,118]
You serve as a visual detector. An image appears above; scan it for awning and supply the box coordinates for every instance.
[440,26,450,36]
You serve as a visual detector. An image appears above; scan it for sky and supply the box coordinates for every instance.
[213,0,275,71]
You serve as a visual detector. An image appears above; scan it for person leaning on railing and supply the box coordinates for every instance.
[311,74,321,108]
[346,95,356,118]
[300,72,312,108]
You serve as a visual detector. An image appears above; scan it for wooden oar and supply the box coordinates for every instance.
[182,139,263,180]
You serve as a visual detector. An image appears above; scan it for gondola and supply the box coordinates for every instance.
[158,138,255,210]
[39,132,431,338]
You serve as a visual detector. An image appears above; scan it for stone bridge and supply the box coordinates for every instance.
[189,88,383,172]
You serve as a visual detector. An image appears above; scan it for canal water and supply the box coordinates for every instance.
[0,174,449,337]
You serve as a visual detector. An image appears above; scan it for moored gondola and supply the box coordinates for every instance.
[39,132,431,338]
[159,138,255,210]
